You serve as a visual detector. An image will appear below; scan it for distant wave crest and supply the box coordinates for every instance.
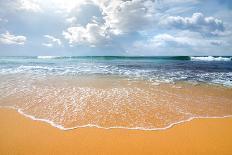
[37,56,65,59]
[191,56,231,61]
[36,56,231,61]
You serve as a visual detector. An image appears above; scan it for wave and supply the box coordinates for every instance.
[1,106,231,131]
[36,56,232,61]
[37,56,66,59]
[191,56,231,61]
[3,56,231,61]
[36,56,191,60]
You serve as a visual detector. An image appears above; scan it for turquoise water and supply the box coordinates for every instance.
[0,56,231,87]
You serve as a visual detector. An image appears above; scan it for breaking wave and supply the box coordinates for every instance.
[191,56,231,61]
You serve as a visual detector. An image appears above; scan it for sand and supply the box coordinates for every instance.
[0,108,232,155]
[1,80,232,130]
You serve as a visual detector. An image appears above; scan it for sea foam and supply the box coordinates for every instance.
[0,105,231,131]
[37,56,63,59]
[191,56,231,61]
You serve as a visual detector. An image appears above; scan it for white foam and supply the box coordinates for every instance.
[37,56,61,59]
[191,56,231,61]
[0,106,231,131]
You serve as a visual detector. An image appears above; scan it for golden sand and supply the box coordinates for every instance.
[0,108,232,155]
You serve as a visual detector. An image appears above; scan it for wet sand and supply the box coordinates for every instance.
[1,77,232,130]
[0,108,232,155]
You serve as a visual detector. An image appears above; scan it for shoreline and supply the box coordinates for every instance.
[1,81,232,131]
[1,105,232,131]
[1,108,232,155]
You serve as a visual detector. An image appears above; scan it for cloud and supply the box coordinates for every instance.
[44,0,92,13]
[64,0,156,36]
[1,0,232,56]
[0,0,42,13]
[61,1,231,54]
[19,0,42,12]
[96,0,156,35]
[129,31,228,55]
[132,33,200,51]
[0,31,27,45]
[42,35,61,47]
[42,43,53,47]
[149,32,226,47]
[0,17,8,23]
[67,2,102,26]
[148,33,195,47]
[62,0,158,47]
[62,1,111,46]
[63,23,109,46]
[161,13,225,35]
[66,17,77,25]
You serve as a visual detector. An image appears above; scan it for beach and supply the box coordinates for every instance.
[1,0,232,152]
[0,56,232,154]
[1,108,232,155]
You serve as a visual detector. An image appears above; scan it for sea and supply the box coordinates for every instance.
[0,56,232,130]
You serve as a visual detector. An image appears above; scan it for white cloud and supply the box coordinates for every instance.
[129,31,229,55]
[66,17,77,25]
[62,0,229,52]
[95,0,156,35]
[161,13,225,35]
[66,2,102,26]
[42,43,53,47]
[0,31,27,45]
[132,32,200,52]
[19,0,42,12]
[62,0,158,47]
[0,17,8,23]
[149,33,196,47]
[0,0,42,13]
[42,35,61,47]
[63,23,109,46]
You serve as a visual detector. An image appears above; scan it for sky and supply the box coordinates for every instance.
[0,0,232,56]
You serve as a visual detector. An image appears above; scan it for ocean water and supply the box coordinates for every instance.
[0,56,231,86]
[0,56,232,130]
